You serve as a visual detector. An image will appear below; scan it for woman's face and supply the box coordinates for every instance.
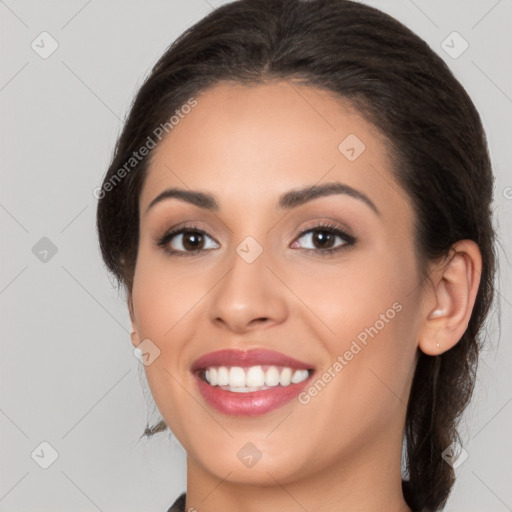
[130,81,427,487]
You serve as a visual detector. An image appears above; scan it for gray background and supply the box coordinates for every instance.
[1,0,511,511]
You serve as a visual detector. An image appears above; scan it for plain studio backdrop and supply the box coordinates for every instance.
[1,1,511,511]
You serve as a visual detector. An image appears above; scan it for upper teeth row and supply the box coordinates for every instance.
[204,365,309,388]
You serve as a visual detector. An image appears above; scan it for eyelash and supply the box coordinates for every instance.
[155,222,356,258]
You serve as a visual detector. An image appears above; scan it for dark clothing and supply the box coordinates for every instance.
[166,492,186,512]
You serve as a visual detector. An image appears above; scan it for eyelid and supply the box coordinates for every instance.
[296,218,355,239]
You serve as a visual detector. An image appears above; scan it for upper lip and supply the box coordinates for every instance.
[191,348,315,372]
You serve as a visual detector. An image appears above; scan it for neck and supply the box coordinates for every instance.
[184,427,412,512]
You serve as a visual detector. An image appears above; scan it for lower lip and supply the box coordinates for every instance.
[193,372,314,416]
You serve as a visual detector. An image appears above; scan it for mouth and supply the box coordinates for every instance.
[191,348,315,416]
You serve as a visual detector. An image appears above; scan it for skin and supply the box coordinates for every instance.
[128,80,482,512]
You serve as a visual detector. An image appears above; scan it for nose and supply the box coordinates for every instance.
[207,244,289,334]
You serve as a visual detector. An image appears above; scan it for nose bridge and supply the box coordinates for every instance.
[207,235,288,332]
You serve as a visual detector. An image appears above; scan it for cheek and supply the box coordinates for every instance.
[288,246,414,341]
[131,246,201,341]
[296,246,418,397]
[130,255,196,432]
[130,256,191,409]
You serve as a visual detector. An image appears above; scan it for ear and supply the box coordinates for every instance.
[418,240,482,356]
[127,293,141,349]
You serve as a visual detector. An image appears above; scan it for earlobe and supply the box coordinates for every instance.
[130,329,140,349]
[428,307,446,319]
[127,294,140,348]
[418,240,482,356]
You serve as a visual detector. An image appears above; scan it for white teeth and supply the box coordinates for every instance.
[217,366,229,386]
[291,369,309,384]
[207,367,217,386]
[229,367,246,387]
[246,366,265,387]
[264,366,280,386]
[203,365,310,389]
[279,367,292,386]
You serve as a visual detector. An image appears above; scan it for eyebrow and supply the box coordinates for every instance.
[145,182,380,216]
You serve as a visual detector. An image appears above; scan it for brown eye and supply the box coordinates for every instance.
[309,230,337,250]
[178,230,205,251]
[293,224,354,254]
[156,226,220,256]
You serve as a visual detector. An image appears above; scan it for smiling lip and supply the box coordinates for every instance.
[191,348,315,416]
[191,348,314,371]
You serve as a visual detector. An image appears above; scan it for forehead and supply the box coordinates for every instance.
[139,80,404,217]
